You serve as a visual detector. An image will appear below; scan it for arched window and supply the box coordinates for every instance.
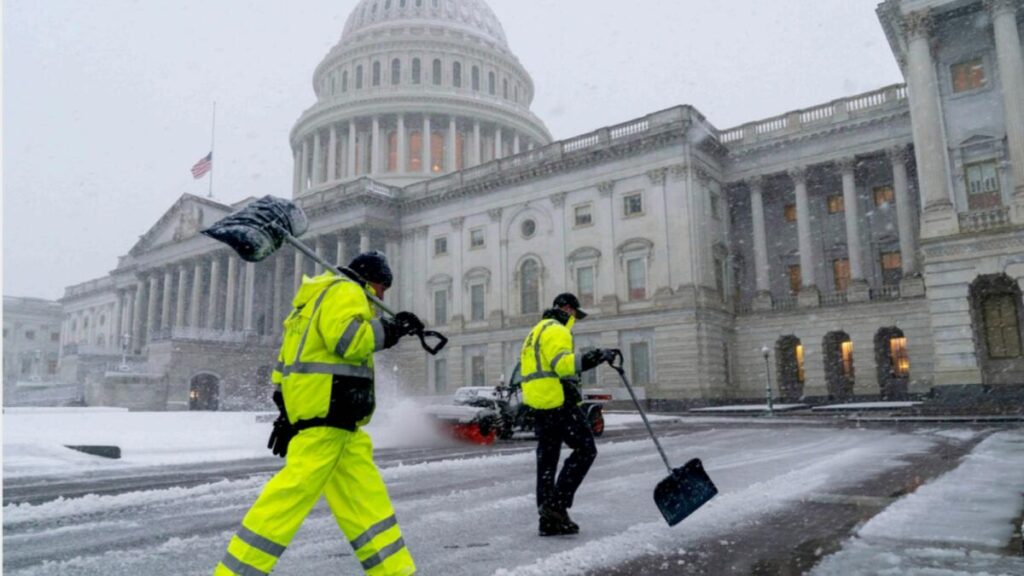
[408,131,423,172]
[412,58,421,84]
[823,331,855,400]
[503,78,509,99]
[391,58,401,85]
[431,131,444,173]
[520,259,540,315]
[432,59,442,85]
[342,70,349,92]
[372,61,381,86]
[488,71,495,95]
[453,62,462,87]
[775,335,804,401]
[471,66,480,91]
[356,65,364,89]
[387,131,398,172]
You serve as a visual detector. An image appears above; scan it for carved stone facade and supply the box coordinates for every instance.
[56,0,1024,410]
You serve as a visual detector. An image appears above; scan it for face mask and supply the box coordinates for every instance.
[566,315,576,330]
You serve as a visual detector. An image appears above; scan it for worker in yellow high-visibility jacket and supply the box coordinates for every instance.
[215,251,422,576]
[519,292,619,536]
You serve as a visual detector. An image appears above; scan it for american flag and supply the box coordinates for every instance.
[191,152,213,179]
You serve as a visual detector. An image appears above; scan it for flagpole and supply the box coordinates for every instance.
[209,101,216,197]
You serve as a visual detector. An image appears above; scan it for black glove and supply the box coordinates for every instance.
[381,311,425,349]
[600,348,621,365]
[580,348,605,372]
[267,415,295,458]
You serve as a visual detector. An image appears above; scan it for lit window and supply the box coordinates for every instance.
[795,344,805,383]
[881,252,901,271]
[965,161,1001,210]
[784,204,797,222]
[431,131,444,173]
[951,58,986,93]
[840,340,854,379]
[470,284,485,321]
[387,132,398,172]
[873,185,894,206]
[469,228,485,249]
[576,266,595,306]
[434,236,448,256]
[833,258,850,292]
[788,265,801,293]
[627,258,646,301]
[827,195,845,214]
[574,204,593,227]
[408,131,422,172]
[890,337,910,377]
[623,193,643,216]
[629,341,651,384]
[983,293,1022,358]
[434,289,448,325]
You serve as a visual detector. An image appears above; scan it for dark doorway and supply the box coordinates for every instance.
[775,335,804,401]
[823,331,855,401]
[190,373,220,411]
[874,327,909,400]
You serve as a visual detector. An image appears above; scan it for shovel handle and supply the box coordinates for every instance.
[416,329,448,355]
[609,350,675,475]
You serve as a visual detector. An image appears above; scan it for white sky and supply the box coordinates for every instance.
[3,0,902,300]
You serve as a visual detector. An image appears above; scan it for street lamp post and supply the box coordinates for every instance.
[761,346,774,416]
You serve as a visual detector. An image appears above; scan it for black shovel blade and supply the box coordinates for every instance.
[201,195,309,262]
[654,458,718,526]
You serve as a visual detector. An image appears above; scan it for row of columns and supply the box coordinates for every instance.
[903,2,1024,235]
[746,147,918,306]
[293,114,532,195]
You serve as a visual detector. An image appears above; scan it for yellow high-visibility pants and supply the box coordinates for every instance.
[214,427,415,576]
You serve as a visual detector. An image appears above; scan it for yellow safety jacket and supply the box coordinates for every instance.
[520,314,581,410]
[271,272,386,428]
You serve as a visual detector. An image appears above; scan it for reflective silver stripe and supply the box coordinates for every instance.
[220,552,268,576]
[273,361,284,373]
[360,537,407,571]
[292,280,344,365]
[521,371,558,382]
[530,320,555,378]
[369,319,387,351]
[335,320,364,357]
[551,351,569,373]
[350,515,398,551]
[283,362,374,379]
[237,525,286,558]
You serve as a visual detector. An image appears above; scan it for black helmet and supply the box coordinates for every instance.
[348,251,393,288]
[552,292,588,319]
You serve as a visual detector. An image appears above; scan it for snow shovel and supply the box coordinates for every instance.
[607,351,717,526]
[201,195,447,355]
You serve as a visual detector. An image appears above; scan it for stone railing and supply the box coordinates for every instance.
[62,343,118,356]
[302,176,400,203]
[820,291,849,307]
[870,285,901,301]
[149,327,253,344]
[718,84,907,145]
[958,206,1011,233]
[772,295,798,311]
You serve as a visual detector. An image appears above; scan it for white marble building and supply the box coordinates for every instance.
[58,0,1024,410]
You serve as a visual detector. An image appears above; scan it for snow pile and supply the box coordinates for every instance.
[812,430,1024,575]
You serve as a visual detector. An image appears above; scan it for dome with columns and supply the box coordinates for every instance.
[341,0,509,49]
[289,0,551,192]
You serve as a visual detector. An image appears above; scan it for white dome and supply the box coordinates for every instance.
[342,0,508,48]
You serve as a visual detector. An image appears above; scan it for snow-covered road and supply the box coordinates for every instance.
[7,420,1020,575]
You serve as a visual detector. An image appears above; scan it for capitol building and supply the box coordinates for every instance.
[57,0,1024,411]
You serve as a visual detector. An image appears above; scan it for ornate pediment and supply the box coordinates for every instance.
[128,194,232,257]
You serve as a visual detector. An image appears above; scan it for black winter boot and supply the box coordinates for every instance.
[538,504,579,536]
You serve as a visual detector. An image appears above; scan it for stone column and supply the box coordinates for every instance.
[385,235,400,309]
[175,264,188,327]
[371,116,381,174]
[447,117,457,172]
[791,167,819,307]
[292,148,301,196]
[311,130,323,184]
[206,255,221,329]
[359,228,371,253]
[133,280,145,348]
[397,114,407,174]
[473,121,482,166]
[513,132,520,155]
[494,127,503,160]
[347,121,357,177]
[225,256,238,331]
[422,115,432,174]
[161,268,174,331]
[748,176,772,310]
[112,290,124,348]
[336,233,348,269]
[839,158,869,302]
[314,236,327,274]
[190,258,204,327]
[891,146,925,297]
[904,10,957,236]
[300,138,310,193]
[146,274,160,339]
[988,0,1024,204]
[327,124,338,182]
[294,250,304,291]
[243,262,256,332]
